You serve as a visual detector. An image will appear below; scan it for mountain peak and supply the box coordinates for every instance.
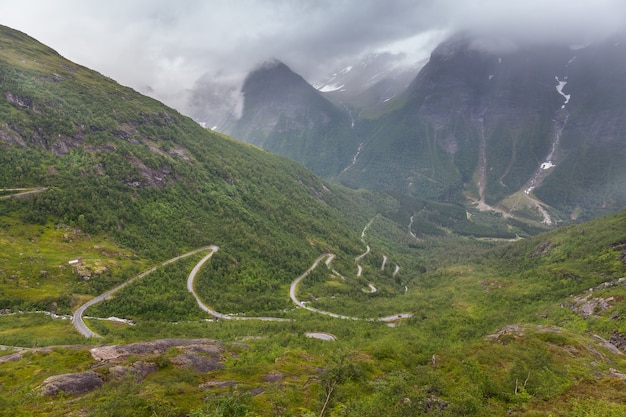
[242,59,309,96]
[226,59,360,177]
[251,58,288,71]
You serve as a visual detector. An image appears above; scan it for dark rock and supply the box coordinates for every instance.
[108,361,157,381]
[609,331,626,353]
[422,396,449,413]
[529,241,552,258]
[182,343,223,356]
[91,338,224,361]
[170,353,224,373]
[5,92,34,110]
[263,372,284,383]
[40,371,103,396]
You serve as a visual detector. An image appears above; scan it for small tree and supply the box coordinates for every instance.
[318,350,363,417]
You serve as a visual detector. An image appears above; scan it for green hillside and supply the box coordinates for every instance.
[0,24,377,315]
[1,25,626,416]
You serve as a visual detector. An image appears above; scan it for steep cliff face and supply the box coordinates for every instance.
[213,34,626,224]
[224,60,360,178]
[535,38,626,219]
[338,34,626,223]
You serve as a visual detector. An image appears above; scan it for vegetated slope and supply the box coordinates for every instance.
[0,25,506,319]
[223,59,361,178]
[0,24,376,313]
[2,25,626,417]
[2,203,626,416]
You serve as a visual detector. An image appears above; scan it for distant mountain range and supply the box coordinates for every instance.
[218,33,626,225]
[311,52,425,116]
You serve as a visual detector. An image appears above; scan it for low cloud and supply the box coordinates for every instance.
[2,0,625,120]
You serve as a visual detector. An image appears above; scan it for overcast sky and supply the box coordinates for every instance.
[2,0,626,117]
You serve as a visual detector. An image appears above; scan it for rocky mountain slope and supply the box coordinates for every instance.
[312,52,424,116]
[223,34,626,226]
[338,33,626,224]
[223,59,361,177]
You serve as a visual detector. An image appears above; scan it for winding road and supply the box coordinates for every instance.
[289,253,412,322]
[74,235,411,338]
[72,246,218,338]
[186,247,290,322]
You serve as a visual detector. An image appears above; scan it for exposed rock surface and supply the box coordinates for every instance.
[170,353,223,373]
[200,380,237,390]
[609,331,626,354]
[486,324,525,341]
[108,361,158,381]
[529,241,552,258]
[263,371,284,383]
[570,277,626,318]
[40,371,103,396]
[609,368,626,380]
[0,351,27,364]
[34,340,228,397]
[90,338,224,361]
[573,295,614,318]
[486,324,564,342]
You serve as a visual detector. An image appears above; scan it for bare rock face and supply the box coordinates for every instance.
[40,371,103,396]
[90,339,224,361]
[108,361,158,381]
[0,351,26,364]
[609,331,626,354]
[263,371,284,383]
[200,380,237,390]
[170,353,224,373]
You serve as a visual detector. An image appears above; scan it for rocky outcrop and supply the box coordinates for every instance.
[572,295,614,318]
[40,371,103,396]
[263,371,284,383]
[170,353,223,373]
[0,350,27,364]
[529,241,552,258]
[200,380,237,390]
[108,361,157,381]
[90,338,224,361]
[34,340,227,397]
[485,324,525,341]
[609,331,626,354]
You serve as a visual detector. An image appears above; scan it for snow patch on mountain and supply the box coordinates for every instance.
[570,42,591,50]
[312,52,422,98]
[319,83,345,92]
[555,76,571,108]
